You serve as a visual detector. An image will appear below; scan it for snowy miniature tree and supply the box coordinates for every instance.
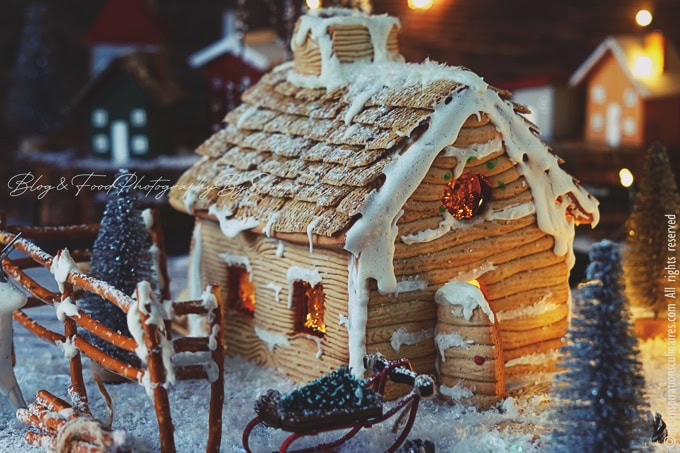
[79,171,153,368]
[3,2,71,139]
[623,142,680,317]
[551,240,648,452]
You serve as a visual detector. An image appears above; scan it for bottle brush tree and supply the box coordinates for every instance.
[623,142,680,318]
[551,240,648,452]
[79,171,154,369]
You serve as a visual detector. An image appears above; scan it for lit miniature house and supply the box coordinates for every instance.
[170,9,599,406]
[188,10,289,130]
[570,31,680,149]
[74,51,182,165]
[86,0,166,76]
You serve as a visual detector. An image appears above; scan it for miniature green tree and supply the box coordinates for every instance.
[551,240,648,452]
[623,142,680,317]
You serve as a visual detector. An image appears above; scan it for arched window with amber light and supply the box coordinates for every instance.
[227,266,256,316]
[292,281,326,337]
[441,173,491,220]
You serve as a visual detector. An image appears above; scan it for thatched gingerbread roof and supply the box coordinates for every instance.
[170,8,598,263]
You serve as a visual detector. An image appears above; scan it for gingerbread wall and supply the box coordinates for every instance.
[380,114,571,406]
[584,53,644,147]
[198,219,350,383]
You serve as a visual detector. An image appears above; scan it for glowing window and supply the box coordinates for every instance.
[293,281,326,337]
[91,109,108,128]
[227,266,256,316]
[591,113,603,131]
[591,85,606,104]
[130,108,147,127]
[92,134,109,153]
[442,173,491,220]
[131,135,148,155]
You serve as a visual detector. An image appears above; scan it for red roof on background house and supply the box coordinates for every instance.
[86,0,166,45]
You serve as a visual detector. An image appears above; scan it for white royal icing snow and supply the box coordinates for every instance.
[306,216,323,255]
[496,291,559,321]
[286,266,322,308]
[265,282,283,304]
[56,336,78,359]
[453,263,496,283]
[187,222,205,336]
[0,280,27,313]
[400,210,470,245]
[208,205,259,239]
[218,253,253,280]
[434,332,473,362]
[49,249,80,293]
[485,202,536,221]
[276,240,285,258]
[264,211,279,238]
[55,296,80,322]
[442,134,503,180]
[436,280,495,323]
[439,381,474,401]
[254,326,290,351]
[390,276,428,295]
[504,350,561,368]
[390,327,434,353]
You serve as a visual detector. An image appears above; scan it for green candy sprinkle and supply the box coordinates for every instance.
[439,205,446,213]
[486,161,495,169]
[444,173,451,180]
[466,155,475,163]
[498,181,506,189]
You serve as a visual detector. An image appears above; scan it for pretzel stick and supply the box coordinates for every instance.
[68,310,137,353]
[207,284,224,453]
[6,224,100,240]
[172,300,211,316]
[36,389,72,413]
[137,287,176,453]
[174,365,209,381]
[2,259,60,304]
[172,337,210,353]
[13,310,65,343]
[61,282,89,415]
[73,337,142,382]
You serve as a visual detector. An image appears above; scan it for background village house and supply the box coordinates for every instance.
[569,31,680,149]
[188,9,289,132]
[170,9,599,406]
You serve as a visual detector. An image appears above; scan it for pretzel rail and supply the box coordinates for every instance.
[2,218,225,453]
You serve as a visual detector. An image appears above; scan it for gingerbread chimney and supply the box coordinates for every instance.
[291,8,401,77]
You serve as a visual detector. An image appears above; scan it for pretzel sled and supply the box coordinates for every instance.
[242,353,435,453]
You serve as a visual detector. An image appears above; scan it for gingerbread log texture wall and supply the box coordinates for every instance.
[198,219,350,383]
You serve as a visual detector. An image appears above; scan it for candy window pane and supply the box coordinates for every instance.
[293,281,326,337]
[227,266,255,316]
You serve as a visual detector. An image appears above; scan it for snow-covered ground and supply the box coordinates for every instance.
[0,261,678,452]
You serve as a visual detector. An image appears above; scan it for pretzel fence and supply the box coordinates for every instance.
[0,212,224,453]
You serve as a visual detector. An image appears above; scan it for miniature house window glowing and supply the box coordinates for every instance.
[293,281,326,337]
[227,266,256,315]
[93,134,109,153]
[130,108,147,127]
[131,135,149,155]
[92,109,108,127]
[442,174,491,220]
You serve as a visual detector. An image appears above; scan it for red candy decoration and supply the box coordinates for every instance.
[441,173,490,219]
[473,355,486,365]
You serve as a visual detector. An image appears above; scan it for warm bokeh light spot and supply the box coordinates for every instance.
[619,168,634,188]
[633,55,654,78]
[636,9,653,27]
[306,0,321,10]
[228,267,256,315]
[408,0,434,10]
[294,281,326,336]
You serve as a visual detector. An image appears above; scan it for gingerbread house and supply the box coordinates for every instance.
[569,31,680,149]
[170,8,599,406]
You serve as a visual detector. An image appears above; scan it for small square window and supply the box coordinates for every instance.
[91,109,108,128]
[130,108,147,127]
[293,281,326,337]
[92,134,109,153]
[227,266,256,316]
[131,135,148,155]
